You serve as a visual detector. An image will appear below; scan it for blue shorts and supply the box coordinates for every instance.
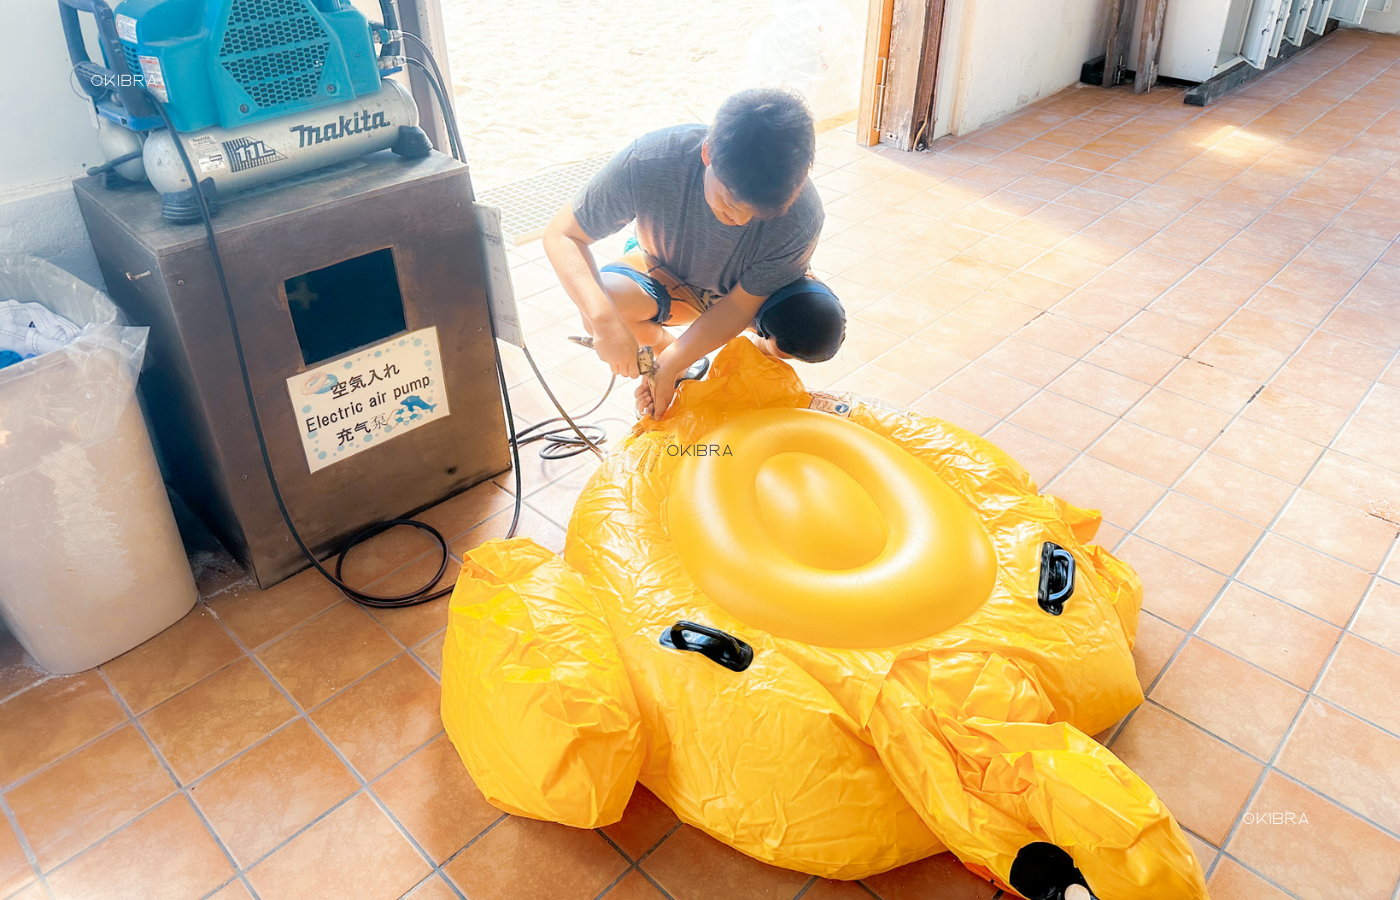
[600,239,838,329]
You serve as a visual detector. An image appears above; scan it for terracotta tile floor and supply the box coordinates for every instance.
[4,26,1400,900]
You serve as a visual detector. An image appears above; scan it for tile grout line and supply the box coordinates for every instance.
[1096,245,1400,754]
[88,666,246,892]
[0,791,45,900]
[0,667,59,709]
[1204,523,1400,893]
[827,43,1360,289]
[513,40,1393,896]
[587,866,635,900]
[10,585,437,791]
[431,811,509,890]
[823,37,1400,886]
[1122,330,1400,881]
[12,596,455,897]
[913,45,1367,275]
[1029,70,1400,577]
[846,55,1400,760]
[946,57,1387,479]
[833,96,1390,508]
[199,609,453,895]
[1128,209,1400,643]
[0,715,132,795]
[591,821,681,900]
[2,465,528,894]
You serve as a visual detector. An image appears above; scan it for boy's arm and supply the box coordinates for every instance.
[542,207,640,378]
[642,286,765,418]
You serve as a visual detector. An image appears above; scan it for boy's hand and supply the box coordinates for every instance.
[634,370,676,420]
[591,318,640,378]
[635,353,682,419]
[634,378,654,419]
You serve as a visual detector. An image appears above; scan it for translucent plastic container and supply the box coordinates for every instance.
[0,255,195,674]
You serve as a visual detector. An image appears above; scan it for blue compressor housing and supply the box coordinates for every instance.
[110,0,386,133]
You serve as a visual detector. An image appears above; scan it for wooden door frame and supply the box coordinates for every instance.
[858,0,948,150]
[857,0,896,145]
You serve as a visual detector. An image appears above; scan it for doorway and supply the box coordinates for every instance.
[429,0,868,238]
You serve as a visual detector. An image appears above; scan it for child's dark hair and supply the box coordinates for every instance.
[708,89,816,217]
[755,286,846,363]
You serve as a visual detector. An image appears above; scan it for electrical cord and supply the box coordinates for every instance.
[511,371,615,460]
[142,33,617,607]
[401,55,462,161]
[400,32,614,461]
[405,24,620,457]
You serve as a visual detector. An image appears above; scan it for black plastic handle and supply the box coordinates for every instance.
[1009,842,1095,900]
[1037,542,1076,615]
[659,621,753,672]
[58,0,158,119]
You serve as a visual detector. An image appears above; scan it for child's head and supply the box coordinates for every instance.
[754,281,846,363]
[702,89,816,225]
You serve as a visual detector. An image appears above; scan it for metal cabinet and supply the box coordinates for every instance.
[74,151,511,588]
[1129,0,1365,82]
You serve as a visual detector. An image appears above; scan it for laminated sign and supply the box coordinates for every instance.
[287,327,449,473]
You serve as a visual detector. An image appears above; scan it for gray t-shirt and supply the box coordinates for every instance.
[572,124,823,299]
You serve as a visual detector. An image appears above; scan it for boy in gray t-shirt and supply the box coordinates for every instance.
[543,89,846,419]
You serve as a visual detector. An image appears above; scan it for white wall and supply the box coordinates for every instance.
[1355,0,1400,33]
[932,0,1113,139]
[0,183,104,288]
[0,0,106,287]
[3,0,106,192]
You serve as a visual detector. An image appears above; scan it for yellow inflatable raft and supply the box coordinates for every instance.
[442,338,1207,899]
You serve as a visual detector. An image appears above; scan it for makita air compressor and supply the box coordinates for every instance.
[62,0,431,221]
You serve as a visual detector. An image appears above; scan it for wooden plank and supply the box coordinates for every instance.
[881,0,924,149]
[1102,0,1137,87]
[857,0,897,146]
[910,0,947,150]
[880,0,945,150]
[1135,0,1169,92]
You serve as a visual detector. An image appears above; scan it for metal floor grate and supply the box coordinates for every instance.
[477,155,612,241]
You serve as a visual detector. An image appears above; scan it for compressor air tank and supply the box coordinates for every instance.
[143,78,426,222]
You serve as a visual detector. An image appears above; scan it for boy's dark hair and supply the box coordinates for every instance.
[755,286,846,363]
[708,89,816,217]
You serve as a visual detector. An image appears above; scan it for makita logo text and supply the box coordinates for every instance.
[290,110,391,148]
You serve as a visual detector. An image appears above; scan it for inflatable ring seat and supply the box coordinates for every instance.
[668,408,997,649]
[441,338,1208,900]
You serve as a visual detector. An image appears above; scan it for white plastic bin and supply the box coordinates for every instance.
[0,255,195,674]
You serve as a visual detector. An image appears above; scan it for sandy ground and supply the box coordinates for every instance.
[439,0,866,190]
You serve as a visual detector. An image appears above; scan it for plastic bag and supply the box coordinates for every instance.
[0,255,194,674]
[0,256,147,480]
